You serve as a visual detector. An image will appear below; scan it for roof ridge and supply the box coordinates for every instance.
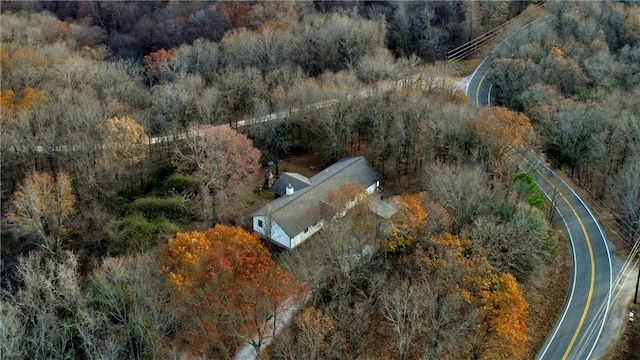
[275,156,361,212]
[257,156,363,214]
[283,172,311,183]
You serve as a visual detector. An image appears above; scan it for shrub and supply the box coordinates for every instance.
[132,196,191,222]
[106,213,156,256]
[154,162,177,184]
[142,178,159,196]
[152,217,181,239]
[118,186,141,203]
[514,172,545,210]
[162,172,201,194]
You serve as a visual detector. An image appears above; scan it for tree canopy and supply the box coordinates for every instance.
[162,225,304,355]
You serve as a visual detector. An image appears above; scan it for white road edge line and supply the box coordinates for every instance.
[533,157,613,360]
[531,163,579,360]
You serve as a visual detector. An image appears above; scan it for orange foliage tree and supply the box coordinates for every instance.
[382,192,431,253]
[622,6,640,45]
[17,88,49,111]
[292,306,336,358]
[412,232,528,359]
[162,225,304,354]
[326,182,368,215]
[382,222,418,254]
[98,116,149,159]
[0,48,9,69]
[0,88,49,118]
[473,107,535,179]
[474,107,535,158]
[420,230,530,359]
[387,232,494,358]
[395,193,428,229]
[419,233,494,303]
[7,48,47,88]
[7,171,75,253]
[0,89,15,115]
[474,273,529,359]
[95,116,149,188]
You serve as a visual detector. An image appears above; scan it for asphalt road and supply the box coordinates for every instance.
[465,35,613,358]
[465,17,549,107]
[518,150,612,360]
[465,56,493,107]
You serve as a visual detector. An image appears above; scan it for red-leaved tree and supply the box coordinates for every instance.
[142,48,176,85]
[173,125,261,226]
[162,225,304,355]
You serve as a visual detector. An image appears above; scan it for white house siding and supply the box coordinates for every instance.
[290,221,324,249]
[254,180,379,249]
[253,216,291,248]
[366,181,379,194]
[252,157,382,250]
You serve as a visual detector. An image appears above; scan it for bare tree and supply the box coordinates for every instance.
[382,280,424,360]
[465,204,551,283]
[150,74,204,131]
[1,251,84,359]
[355,47,397,84]
[88,252,177,359]
[217,67,267,127]
[0,299,26,359]
[545,101,601,179]
[293,13,385,76]
[420,281,476,360]
[615,160,640,238]
[583,49,621,89]
[488,58,538,108]
[7,171,75,253]
[194,86,223,125]
[424,164,491,234]
[221,28,262,70]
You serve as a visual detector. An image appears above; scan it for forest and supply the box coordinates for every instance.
[487,1,640,244]
[1,1,639,359]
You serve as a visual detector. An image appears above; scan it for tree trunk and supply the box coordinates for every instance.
[209,186,217,228]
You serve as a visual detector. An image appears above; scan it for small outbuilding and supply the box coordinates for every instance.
[252,156,382,249]
[271,172,311,197]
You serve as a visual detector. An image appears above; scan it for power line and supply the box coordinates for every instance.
[446,5,544,65]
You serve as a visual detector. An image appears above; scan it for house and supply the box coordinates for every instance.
[271,172,311,197]
[252,156,382,249]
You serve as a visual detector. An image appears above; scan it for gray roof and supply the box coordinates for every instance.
[271,172,311,196]
[368,198,399,219]
[254,156,382,238]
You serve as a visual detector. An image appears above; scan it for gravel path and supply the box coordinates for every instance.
[592,243,637,359]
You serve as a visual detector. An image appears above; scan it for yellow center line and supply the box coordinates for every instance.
[559,192,595,360]
[519,153,596,359]
[475,73,487,105]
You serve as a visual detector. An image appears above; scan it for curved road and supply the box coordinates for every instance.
[465,55,493,107]
[465,17,549,107]
[519,150,612,360]
[465,31,613,359]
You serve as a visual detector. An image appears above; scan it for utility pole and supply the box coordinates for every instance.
[635,255,640,304]
[635,236,640,304]
[633,266,640,304]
